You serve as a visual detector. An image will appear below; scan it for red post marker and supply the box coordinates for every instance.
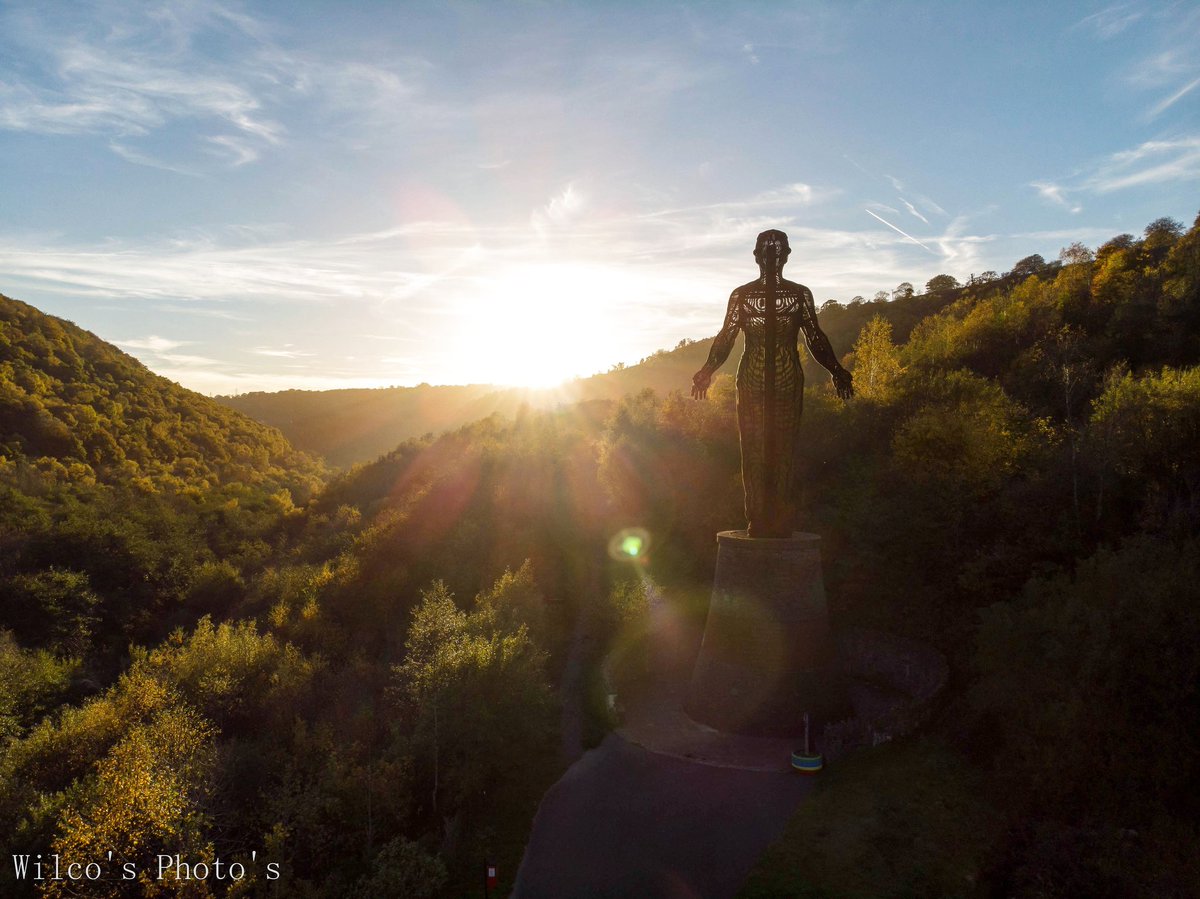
[485,862,497,896]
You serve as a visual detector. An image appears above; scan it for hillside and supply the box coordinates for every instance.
[0,293,325,496]
[219,285,964,468]
[0,292,326,672]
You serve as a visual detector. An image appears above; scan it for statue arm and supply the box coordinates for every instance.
[692,292,739,399]
[799,289,854,400]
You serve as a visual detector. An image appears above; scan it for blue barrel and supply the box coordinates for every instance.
[791,751,823,774]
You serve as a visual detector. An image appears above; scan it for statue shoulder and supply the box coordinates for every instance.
[783,279,813,300]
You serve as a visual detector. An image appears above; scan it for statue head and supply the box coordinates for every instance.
[754,229,790,270]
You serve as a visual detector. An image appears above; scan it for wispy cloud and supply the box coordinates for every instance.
[1075,4,1144,39]
[1031,181,1083,214]
[157,352,227,368]
[117,335,189,352]
[205,135,261,167]
[1129,49,1196,90]
[108,142,200,175]
[637,183,825,225]
[1084,136,1200,192]
[0,1,438,173]
[933,216,994,274]
[153,303,253,322]
[109,334,235,389]
[884,174,947,220]
[1109,5,1200,122]
[1033,136,1200,203]
[0,3,284,168]
[533,182,588,231]
[253,346,315,359]
[901,200,929,224]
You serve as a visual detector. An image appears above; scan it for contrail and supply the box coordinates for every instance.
[1148,75,1200,119]
[865,208,936,253]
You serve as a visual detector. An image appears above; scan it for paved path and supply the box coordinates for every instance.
[512,734,812,898]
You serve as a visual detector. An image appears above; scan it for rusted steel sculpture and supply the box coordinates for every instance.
[692,230,852,537]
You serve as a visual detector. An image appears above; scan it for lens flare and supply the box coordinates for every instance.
[608,527,651,563]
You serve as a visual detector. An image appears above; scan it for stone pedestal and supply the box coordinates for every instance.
[685,531,845,737]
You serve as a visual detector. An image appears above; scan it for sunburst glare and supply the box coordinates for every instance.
[446,263,629,388]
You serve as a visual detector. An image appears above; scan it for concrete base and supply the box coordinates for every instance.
[685,531,846,737]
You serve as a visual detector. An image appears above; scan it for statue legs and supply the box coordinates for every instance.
[737,374,803,538]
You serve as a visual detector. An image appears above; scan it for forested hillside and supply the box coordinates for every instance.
[1,212,1198,897]
[1,295,324,494]
[0,293,326,682]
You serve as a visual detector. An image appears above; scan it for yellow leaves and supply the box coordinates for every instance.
[1089,365,1200,480]
[891,371,1040,499]
[138,616,315,728]
[47,705,216,899]
[474,559,544,637]
[849,315,904,401]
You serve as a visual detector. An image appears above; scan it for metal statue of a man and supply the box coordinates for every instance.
[692,230,853,538]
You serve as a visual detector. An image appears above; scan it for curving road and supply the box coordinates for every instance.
[512,734,812,898]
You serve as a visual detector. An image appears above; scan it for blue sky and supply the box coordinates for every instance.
[1,1,1197,392]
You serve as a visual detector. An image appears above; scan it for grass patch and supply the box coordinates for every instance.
[738,739,1001,899]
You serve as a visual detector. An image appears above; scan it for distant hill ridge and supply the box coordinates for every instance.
[219,285,966,467]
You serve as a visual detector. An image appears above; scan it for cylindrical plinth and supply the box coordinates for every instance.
[685,531,844,737]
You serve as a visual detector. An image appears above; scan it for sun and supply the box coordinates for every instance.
[449,263,626,388]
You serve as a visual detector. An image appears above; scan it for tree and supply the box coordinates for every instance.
[46,704,216,899]
[1010,254,1046,279]
[1143,217,1184,263]
[1058,242,1093,265]
[1088,365,1200,527]
[1144,217,1184,240]
[393,579,556,818]
[849,315,903,400]
[973,536,1200,824]
[474,560,544,644]
[1159,212,1200,362]
[894,282,915,300]
[3,568,100,657]
[0,631,77,741]
[925,274,960,293]
[872,290,890,303]
[355,837,447,899]
[1096,234,1135,262]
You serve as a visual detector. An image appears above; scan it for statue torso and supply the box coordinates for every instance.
[731,278,813,390]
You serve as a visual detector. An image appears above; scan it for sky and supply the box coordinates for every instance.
[1,1,1198,393]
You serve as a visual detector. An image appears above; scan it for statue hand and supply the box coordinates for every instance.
[834,369,854,401]
[691,370,711,400]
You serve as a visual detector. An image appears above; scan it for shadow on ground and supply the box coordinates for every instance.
[512,734,813,898]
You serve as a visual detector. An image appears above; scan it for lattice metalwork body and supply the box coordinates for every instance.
[692,230,852,537]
